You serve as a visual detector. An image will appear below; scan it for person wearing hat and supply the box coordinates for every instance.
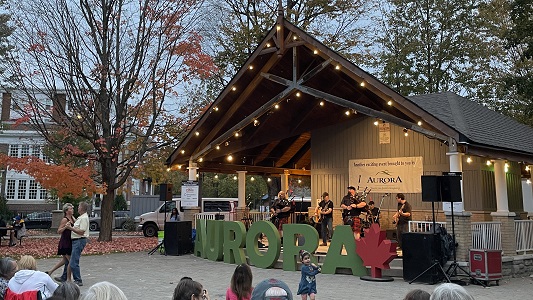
[340,186,366,240]
[270,191,292,240]
[9,215,26,247]
[251,278,292,300]
[315,192,333,246]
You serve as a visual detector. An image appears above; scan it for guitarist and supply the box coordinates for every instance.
[393,193,412,250]
[316,192,333,246]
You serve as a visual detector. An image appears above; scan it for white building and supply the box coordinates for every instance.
[1,91,146,213]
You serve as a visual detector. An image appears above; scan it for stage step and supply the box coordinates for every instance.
[249,246,405,278]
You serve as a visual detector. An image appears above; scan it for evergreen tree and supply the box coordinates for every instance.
[372,0,499,98]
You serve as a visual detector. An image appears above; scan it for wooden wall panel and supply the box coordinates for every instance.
[311,117,449,213]
[310,116,524,215]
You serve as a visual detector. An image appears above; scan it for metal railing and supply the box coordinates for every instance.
[193,212,271,225]
[194,212,235,222]
[471,222,502,250]
[515,220,533,254]
[408,220,446,233]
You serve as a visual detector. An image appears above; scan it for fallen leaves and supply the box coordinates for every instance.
[0,234,158,260]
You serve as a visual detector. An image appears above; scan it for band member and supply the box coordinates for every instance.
[368,201,380,225]
[393,193,412,250]
[315,192,333,246]
[341,186,367,240]
[270,191,291,238]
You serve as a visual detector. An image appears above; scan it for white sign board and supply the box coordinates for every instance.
[443,201,464,212]
[180,181,199,207]
[349,157,423,193]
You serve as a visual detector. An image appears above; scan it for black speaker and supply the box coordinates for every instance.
[440,175,462,202]
[159,183,173,201]
[164,221,192,256]
[402,232,444,283]
[421,176,441,202]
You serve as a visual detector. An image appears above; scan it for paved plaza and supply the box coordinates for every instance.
[36,251,533,300]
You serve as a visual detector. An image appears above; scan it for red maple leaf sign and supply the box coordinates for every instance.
[356,224,397,278]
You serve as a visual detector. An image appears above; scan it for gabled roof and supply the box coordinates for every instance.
[410,92,533,162]
[167,17,533,174]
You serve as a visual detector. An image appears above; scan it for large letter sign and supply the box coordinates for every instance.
[223,221,247,264]
[321,225,366,276]
[282,224,319,271]
[193,220,368,276]
[245,221,280,268]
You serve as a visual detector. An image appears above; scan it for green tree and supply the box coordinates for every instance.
[500,0,533,125]
[114,194,127,211]
[0,0,14,74]
[200,0,375,91]
[0,195,11,220]
[4,0,215,241]
[372,0,499,98]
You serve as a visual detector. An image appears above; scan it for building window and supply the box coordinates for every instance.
[28,180,38,199]
[31,145,41,158]
[6,179,15,200]
[20,145,30,157]
[9,145,19,157]
[18,180,26,200]
[39,188,48,200]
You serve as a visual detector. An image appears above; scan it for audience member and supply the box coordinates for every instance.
[8,255,58,299]
[430,283,474,300]
[226,264,253,300]
[173,277,209,300]
[9,215,26,247]
[79,281,127,300]
[404,289,431,300]
[51,281,80,300]
[0,257,18,300]
[251,278,292,300]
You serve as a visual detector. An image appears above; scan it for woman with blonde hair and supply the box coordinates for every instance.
[79,281,128,300]
[48,203,76,282]
[8,255,58,299]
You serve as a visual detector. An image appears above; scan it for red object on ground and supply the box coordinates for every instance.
[356,224,397,278]
[469,249,502,285]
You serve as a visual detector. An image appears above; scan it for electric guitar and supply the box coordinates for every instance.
[313,207,327,223]
[393,203,406,224]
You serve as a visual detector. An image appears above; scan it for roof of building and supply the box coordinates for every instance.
[410,92,533,160]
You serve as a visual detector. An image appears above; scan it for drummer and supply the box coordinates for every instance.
[368,201,380,225]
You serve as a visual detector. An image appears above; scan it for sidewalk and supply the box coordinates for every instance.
[37,251,533,300]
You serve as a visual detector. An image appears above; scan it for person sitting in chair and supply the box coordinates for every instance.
[8,215,26,247]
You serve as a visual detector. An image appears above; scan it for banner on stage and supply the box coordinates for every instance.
[349,156,423,193]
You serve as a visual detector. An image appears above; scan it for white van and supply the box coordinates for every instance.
[137,198,236,237]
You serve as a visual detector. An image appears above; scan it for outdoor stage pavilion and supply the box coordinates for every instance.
[167,10,533,262]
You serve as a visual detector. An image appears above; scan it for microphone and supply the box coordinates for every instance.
[384,193,389,197]
[217,207,222,212]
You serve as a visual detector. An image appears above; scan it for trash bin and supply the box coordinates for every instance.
[469,249,502,285]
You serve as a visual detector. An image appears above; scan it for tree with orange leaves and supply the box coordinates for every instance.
[2,0,216,241]
[0,154,104,199]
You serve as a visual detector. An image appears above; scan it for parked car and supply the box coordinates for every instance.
[89,211,130,231]
[23,212,52,229]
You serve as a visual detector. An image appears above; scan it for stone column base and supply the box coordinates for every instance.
[444,211,472,262]
[491,212,517,256]
[182,207,201,224]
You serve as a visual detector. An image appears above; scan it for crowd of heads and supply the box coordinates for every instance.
[404,283,475,300]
